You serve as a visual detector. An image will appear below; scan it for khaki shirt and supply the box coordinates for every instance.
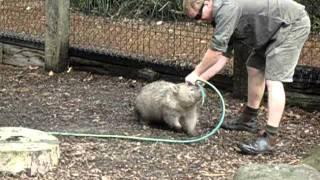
[210,0,306,57]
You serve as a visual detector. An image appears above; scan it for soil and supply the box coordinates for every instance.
[0,64,319,180]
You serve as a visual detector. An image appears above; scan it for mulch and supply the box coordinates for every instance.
[0,64,319,179]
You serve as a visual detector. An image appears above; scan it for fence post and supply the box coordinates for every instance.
[45,0,70,72]
[232,42,250,98]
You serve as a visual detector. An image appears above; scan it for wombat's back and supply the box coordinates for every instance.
[135,81,176,121]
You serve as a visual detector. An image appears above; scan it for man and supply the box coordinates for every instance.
[183,0,310,155]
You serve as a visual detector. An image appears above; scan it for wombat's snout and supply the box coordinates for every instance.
[188,84,202,100]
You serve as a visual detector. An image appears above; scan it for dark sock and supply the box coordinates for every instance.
[243,106,259,116]
[266,125,278,136]
[237,106,259,124]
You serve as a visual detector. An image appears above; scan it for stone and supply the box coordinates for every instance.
[234,163,320,180]
[137,68,160,81]
[302,145,320,171]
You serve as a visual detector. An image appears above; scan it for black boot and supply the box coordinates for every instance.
[238,129,277,155]
[221,106,259,133]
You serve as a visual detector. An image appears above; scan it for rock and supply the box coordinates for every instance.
[137,68,160,82]
[0,127,60,176]
[301,145,320,171]
[234,164,320,180]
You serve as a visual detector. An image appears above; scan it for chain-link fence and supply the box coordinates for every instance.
[0,0,320,73]
[69,0,212,68]
[70,15,212,67]
[0,0,45,39]
[297,0,320,68]
[69,0,320,72]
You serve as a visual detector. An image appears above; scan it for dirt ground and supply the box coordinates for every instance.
[0,64,319,180]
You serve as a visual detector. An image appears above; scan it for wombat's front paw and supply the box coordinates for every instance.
[186,130,197,136]
[173,123,182,130]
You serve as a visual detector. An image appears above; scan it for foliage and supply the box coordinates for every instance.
[296,0,320,32]
[70,0,185,21]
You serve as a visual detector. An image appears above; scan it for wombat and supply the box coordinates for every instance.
[134,80,202,135]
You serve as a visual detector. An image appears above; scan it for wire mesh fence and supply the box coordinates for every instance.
[0,0,320,73]
[69,16,212,66]
[0,0,45,39]
[68,0,210,62]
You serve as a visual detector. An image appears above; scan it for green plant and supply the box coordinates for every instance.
[296,0,320,32]
[70,0,185,21]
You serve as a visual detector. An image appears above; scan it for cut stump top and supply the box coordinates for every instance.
[0,127,60,176]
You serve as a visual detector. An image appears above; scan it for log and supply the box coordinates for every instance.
[0,43,3,64]
[2,44,45,67]
[286,92,320,111]
[70,57,233,90]
[0,127,60,176]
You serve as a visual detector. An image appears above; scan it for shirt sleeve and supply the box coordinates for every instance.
[209,3,241,55]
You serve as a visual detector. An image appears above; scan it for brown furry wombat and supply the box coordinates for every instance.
[135,80,202,135]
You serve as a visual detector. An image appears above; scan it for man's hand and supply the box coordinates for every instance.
[185,72,202,85]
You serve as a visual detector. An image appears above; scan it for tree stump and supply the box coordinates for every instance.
[0,127,60,176]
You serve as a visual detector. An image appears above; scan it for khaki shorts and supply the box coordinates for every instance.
[246,14,311,82]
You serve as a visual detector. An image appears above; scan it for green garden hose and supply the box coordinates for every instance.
[48,80,225,144]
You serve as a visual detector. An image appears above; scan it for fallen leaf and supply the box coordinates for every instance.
[49,71,54,76]
[67,67,72,73]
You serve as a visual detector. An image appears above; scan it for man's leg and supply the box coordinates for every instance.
[265,80,285,128]
[247,67,266,109]
[221,66,265,133]
[238,12,310,155]
[238,80,284,154]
